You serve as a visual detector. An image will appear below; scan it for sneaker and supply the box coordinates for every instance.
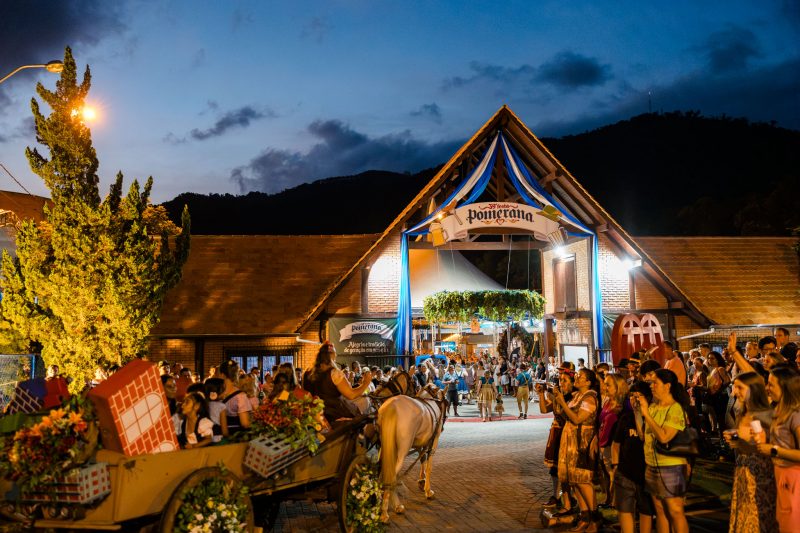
[518,413,524,419]
[523,413,527,419]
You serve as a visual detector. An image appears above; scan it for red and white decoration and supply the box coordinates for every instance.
[24,462,111,504]
[87,359,178,456]
[244,435,307,479]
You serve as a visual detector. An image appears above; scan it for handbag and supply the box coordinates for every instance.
[654,404,700,458]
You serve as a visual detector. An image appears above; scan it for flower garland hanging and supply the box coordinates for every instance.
[345,460,385,533]
[423,289,545,324]
[0,395,97,495]
[174,467,250,533]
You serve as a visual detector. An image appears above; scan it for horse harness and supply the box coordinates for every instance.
[411,384,448,464]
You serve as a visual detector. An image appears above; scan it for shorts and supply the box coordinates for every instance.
[614,472,654,515]
[644,464,688,499]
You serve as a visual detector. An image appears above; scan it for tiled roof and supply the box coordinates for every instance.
[153,234,379,335]
[0,190,49,222]
[636,237,800,325]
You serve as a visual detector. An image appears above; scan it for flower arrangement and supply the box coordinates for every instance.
[345,460,386,533]
[174,468,250,533]
[0,395,97,494]
[237,393,326,453]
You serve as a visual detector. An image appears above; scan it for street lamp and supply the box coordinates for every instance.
[0,60,64,85]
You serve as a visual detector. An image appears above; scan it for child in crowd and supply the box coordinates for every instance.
[495,395,505,418]
[178,392,214,449]
[203,377,227,441]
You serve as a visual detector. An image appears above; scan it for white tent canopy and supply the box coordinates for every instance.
[409,249,503,309]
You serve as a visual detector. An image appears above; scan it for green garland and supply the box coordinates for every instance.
[423,289,545,323]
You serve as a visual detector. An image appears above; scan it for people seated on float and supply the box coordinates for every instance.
[161,373,181,434]
[203,377,227,441]
[178,392,214,449]
[219,360,252,434]
[238,373,260,409]
[303,342,372,425]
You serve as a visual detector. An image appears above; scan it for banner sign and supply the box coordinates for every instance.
[439,202,560,242]
[329,317,398,356]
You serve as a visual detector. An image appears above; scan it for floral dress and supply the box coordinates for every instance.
[557,390,598,485]
[729,410,778,533]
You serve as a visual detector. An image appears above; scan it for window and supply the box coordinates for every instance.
[226,348,297,381]
[553,256,577,312]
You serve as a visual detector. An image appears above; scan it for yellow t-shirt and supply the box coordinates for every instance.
[644,402,688,467]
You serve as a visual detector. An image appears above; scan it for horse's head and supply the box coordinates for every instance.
[371,370,414,399]
[418,383,445,402]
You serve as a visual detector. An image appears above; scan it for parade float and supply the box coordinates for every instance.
[0,359,380,532]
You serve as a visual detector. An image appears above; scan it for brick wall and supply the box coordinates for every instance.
[634,272,668,309]
[148,338,195,369]
[328,270,362,314]
[366,233,401,313]
[597,234,630,310]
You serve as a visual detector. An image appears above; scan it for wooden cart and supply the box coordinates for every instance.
[1,415,374,532]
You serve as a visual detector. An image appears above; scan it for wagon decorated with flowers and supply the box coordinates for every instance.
[0,361,382,532]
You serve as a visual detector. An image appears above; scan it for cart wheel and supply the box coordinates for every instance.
[338,453,369,533]
[159,466,255,533]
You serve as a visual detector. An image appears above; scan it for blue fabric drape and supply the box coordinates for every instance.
[395,232,413,355]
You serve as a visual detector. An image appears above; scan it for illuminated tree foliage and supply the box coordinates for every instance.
[0,48,190,391]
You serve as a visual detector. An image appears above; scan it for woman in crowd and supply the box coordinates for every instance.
[303,342,372,425]
[515,363,532,419]
[203,377,227,441]
[724,372,777,532]
[707,351,732,437]
[599,373,627,508]
[219,359,252,434]
[552,368,601,532]
[536,369,576,511]
[635,369,690,533]
[477,370,496,422]
[612,380,654,533]
[757,366,800,532]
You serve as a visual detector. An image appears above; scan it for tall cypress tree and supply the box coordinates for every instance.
[0,47,190,391]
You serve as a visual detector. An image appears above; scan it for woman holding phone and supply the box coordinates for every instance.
[536,369,576,512]
[725,372,776,532]
[634,369,690,533]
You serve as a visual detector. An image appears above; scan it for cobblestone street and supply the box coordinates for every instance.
[273,398,561,532]
[272,397,731,532]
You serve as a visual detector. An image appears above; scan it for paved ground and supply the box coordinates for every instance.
[270,396,732,532]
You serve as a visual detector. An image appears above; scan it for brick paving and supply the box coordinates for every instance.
[270,396,732,532]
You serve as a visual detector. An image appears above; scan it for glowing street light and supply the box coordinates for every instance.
[71,105,98,122]
[0,60,64,85]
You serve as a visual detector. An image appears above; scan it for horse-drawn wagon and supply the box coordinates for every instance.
[1,414,374,532]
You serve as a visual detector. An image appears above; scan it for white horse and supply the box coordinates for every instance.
[376,383,446,523]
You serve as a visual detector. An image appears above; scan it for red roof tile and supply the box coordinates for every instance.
[153,234,379,335]
[635,237,800,325]
[0,191,49,222]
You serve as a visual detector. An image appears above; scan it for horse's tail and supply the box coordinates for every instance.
[378,399,398,489]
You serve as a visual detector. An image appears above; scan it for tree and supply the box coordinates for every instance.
[0,48,190,391]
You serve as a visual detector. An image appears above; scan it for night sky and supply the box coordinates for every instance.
[1,1,798,202]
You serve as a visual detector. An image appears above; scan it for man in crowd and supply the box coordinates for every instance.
[759,335,777,357]
[775,327,791,349]
[158,360,172,376]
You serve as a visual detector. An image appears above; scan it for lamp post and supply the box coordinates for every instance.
[0,60,63,85]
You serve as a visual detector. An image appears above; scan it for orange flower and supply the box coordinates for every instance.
[39,417,53,429]
[68,411,84,426]
[49,408,66,421]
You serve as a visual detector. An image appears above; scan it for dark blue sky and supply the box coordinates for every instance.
[1,1,798,201]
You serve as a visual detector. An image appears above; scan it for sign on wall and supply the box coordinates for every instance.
[329,317,398,357]
[439,202,561,242]
[610,313,665,365]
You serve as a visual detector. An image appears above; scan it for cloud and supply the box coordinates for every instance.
[0,1,126,102]
[165,105,275,143]
[696,26,762,74]
[535,56,800,136]
[302,16,332,43]
[0,117,35,144]
[443,52,611,93]
[190,48,207,69]
[536,52,612,89]
[231,119,463,193]
[410,103,443,124]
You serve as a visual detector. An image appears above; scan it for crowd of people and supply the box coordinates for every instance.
[532,327,799,533]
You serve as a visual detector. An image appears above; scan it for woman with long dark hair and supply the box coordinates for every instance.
[552,367,601,532]
[725,372,777,532]
[707,351,731,437]
[535,369,576,513]
[303,342,372,425]
[634,368,690,533]
[756,366,800,532]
